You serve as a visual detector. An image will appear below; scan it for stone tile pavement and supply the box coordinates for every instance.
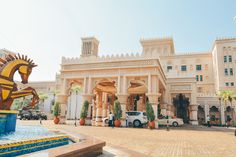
[17,120,236,157]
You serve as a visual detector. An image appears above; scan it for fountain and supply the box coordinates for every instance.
[0,54,105,157]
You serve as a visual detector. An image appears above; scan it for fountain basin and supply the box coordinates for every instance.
[0,135,71,157]
[0,110,18,134]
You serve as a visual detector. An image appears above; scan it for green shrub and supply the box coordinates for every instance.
[80,100,89,119]
[146,102,155,121]
[53,102,60,117]
[114,100,122,120]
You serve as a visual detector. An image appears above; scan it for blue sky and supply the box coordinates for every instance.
[0,0,235,81]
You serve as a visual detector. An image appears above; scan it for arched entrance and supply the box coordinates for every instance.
[225,106,234,125]
[209,106,220,125]
[197,106,205,125]
[173,94,190,123]
[127,80,147,111]
[92,79,117,126]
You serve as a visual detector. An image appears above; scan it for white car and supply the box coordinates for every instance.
[158,117,184,127]
[103,111,148,127]
[126,111,148,127]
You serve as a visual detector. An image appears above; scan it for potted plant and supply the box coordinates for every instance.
[114,100,122,127]
[53,102,60,124]
[146,101,155,129]
[80,100,89,125]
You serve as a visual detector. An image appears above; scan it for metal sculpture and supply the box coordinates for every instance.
[0,54,39,110]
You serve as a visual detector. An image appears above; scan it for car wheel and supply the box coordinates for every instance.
[172,122,178,127]
[133,120,141,127]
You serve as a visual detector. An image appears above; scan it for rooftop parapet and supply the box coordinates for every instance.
[61,52,160,64]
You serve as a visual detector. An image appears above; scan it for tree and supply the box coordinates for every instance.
[80,100,89,119]
[114,100,122,120]
[218,90,235,125]
[146,101,155,122]
[53,102,60,117]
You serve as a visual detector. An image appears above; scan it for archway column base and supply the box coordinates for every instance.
[190,104,198,125]
[116,94,129,118]
[189,120,199,125]
[57,94,68,124]
[160,103,168,116]
[147,93,161,120]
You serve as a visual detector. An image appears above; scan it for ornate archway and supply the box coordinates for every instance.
[127,80,147,111]
[92,78,117,126]
[173,94,190,123]
[197,106,205,125]
[209,106,220,125]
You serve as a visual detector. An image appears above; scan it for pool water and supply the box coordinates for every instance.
[0,125,55,141]
[0,125,75,157]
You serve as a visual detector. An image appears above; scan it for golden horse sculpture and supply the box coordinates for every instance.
[0,54,39,110]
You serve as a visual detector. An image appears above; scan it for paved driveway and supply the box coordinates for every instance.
[17,120,236,157]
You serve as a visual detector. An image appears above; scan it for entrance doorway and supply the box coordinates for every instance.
[127,94,146,111]
[173,94,190,123]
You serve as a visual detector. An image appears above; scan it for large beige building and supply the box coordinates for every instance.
[57,36,236,126]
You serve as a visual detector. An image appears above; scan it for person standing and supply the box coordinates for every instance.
[206,115,211,127]
[108,112,113,127]
[126,113,129,127]
[226,116,232,128]
[112,112,115,128]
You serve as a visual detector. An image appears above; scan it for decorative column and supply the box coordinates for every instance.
[117,94,128,118]
[189,105,198,125]
[95,91,103,126]
[220,104,225,125]
[102,93,108,126]
[57,79,68,124]
[160,103,167,116]
[204,104,209,123]
[167,104,174,117]
[91,95,96,126]
[146,94,160,120]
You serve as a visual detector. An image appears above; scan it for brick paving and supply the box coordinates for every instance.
[17,120,236,157]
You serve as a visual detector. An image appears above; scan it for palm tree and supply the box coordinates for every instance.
[70,85,82,126]
[218,90,234,125]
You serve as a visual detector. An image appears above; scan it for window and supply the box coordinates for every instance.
[196,65,202,71]
[225,82,229,86]
[196,75,199,81]
[224,56,227,62]
[231,82,234,86]
[230,68,233,75]
[200,75,203,81]
[167,66,172,72]
[225,68,228,75]
[181,65,187,71]
[229,55,232,62]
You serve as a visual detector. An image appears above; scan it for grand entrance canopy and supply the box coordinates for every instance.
[128,80,147,94]
[93,79,117,94]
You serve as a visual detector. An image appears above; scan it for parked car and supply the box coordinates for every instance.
[158,117,184,127]
[126,111,148,127]
[103,111,148,127]
[19,110,47,120]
